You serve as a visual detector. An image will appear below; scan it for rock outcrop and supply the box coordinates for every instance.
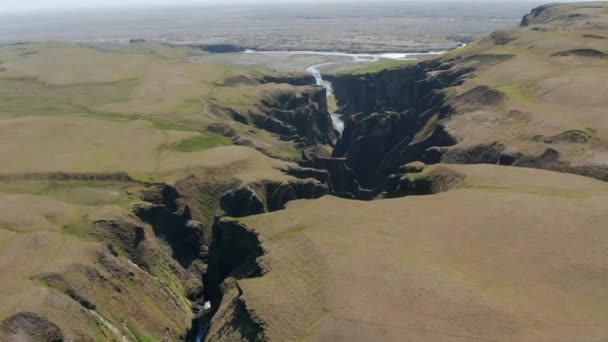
[0,312,65,342]
[326,60,470,116]
[520,3,592,27]
[220,177,329,218]
[382,163,466,198]
[213,82,337,155]
[190,44,246,53]
[136,187,205,261]
[201,219,267,341]
[253,87,337,147]
[325,2,608,192]
[220,74,315,87]
[327,60,470,192]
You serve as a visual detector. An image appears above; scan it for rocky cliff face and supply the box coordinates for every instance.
[135,185,208,283]
[327,61,472,191]
[220,177,329,218]
[519,3,595,27]
[0,182,212,341]
[218,84,337,151]
[299,155,365,199]
[326,61,466,116]
[190,44,246,53]
[324,2,608,193]
[254,87,337,147]
[196,219,267,342]
[171,3,608,340]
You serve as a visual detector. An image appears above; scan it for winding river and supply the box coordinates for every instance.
[244,49,452,134]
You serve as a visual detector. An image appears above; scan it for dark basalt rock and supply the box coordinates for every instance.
[582,34,606,39]
[250,112,298,137]
[266,179,329,211]
[442,142,507,164]
[201,220,267,341]
[326,60,472,117]
[0,312,65,342]
[221,187,265,218]
[191,44,245,53]
[35,271,97,310]
[281,166,331,185]
[521,4,590,27]
[312,157,362,198]
[326,63,434,116]
[206,123,237,138]
[220,179,329,218]
[383,166,466,198]
[140,184,180,211]
[532,130,595,144]
[256,87,337,146]
[490,31,518,45]
[521,5,550,26]
[501,148,608,182]
[325,59,481,193]
[215,75,334,151]
[204,220,265,302]
[136,185,206,269]
[93,219,148,267]
[261,75,315,86]
[450,85,506,108]
[221,74,315,87]
[338,112,457,189]
[540,148,560,162]
[552,49,608,59]
[327,44,608,196]
[326,43,608,189]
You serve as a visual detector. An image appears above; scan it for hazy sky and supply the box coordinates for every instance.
[0,0,551,13]
[1,0,345,13]
[0,0,591,14]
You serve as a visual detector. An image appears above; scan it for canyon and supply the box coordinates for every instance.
[1,2,608,341]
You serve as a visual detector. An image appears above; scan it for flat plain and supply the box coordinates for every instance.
[0,1,534,52]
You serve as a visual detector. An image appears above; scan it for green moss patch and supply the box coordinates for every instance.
[173,133,233,152]
[126,321,158,342]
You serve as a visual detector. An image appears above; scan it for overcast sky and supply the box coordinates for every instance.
[0,0,592,14]
[0,0,551,13]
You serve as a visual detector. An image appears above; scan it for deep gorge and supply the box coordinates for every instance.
[181,56,477,340]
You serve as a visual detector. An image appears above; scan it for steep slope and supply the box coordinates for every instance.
[328,2,608,192]
[207,164,608,341]
[0,181,195,341]
[3,3,608,341]
[0,42,334,340]
[199,3,608,341]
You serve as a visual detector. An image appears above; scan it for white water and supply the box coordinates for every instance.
[194,301,213,342]
[245,49,451,134]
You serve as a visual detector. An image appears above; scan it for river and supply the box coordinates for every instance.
[244,49,454,134]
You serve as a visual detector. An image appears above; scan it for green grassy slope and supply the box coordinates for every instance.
[0,41,316,340]
[230,164,608,341]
